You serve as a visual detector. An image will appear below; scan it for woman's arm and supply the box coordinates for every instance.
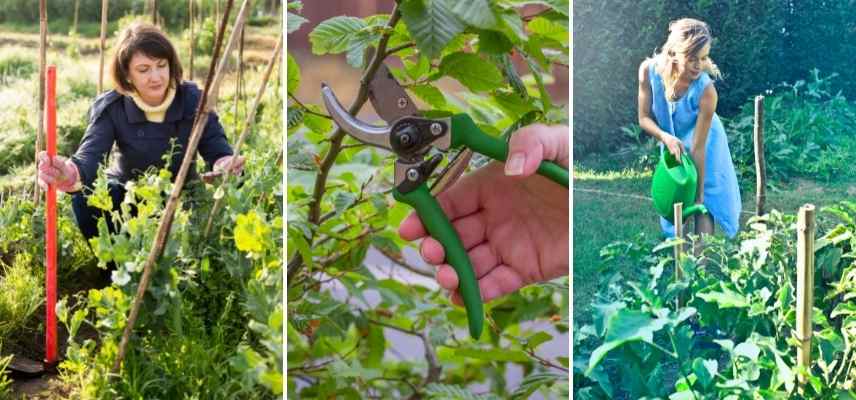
[638,59,683,159]
[71,110,116,189]
[692,83,717,203]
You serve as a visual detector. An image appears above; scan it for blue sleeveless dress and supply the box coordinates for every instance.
[647,61,742,238]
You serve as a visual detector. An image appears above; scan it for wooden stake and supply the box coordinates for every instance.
[112,0,246,375]
[754,95,766,216]
[35,0,47,204]
[189,0,194,81]
[204,34,282,237]
[152,0,159,26]
[674,203,684,308]
[98,0,109,94]
[796,204,816,386]
[72,0,80,34]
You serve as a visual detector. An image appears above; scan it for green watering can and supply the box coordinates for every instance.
[651,151,708,222]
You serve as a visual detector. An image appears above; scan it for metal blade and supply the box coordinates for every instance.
[368,63,420,123]
[430,149,473,195]
[320,83,392,150]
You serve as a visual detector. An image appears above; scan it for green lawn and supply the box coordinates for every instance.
[573,162,856,325]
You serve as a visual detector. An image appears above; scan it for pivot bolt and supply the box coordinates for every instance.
[397,98,408,109]
[430,123,443,136]
[406,169,420,181]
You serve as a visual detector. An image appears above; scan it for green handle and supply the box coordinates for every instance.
[394,183,484,340]
[682,204,708,220]
[450,114,569,188]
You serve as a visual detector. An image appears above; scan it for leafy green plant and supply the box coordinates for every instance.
[288,0,569,398]
[575,204,856,398]
[725,69,856,184]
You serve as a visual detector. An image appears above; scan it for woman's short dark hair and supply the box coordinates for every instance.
[110,22,183,94]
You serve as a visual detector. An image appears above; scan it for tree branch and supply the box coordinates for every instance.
[288,92,333,119]
[385,42,416,56]
[288,4,402,282]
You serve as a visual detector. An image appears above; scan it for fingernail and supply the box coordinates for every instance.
[505,153,525,176]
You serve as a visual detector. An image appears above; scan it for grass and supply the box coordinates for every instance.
[573,158,856,326]
[0,257,43,339]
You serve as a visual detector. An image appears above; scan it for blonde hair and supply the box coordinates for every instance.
[652,18,721,100]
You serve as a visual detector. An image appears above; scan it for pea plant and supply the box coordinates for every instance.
[287,0,569,398]
[575,205,856,399]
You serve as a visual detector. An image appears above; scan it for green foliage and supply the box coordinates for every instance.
[0,258,43,339]
[574,206,856,398]
[0,52,34,84]
[291,0,569,397]
[725,70,856,184]
[573,0,856,156]
[0,350,10,398]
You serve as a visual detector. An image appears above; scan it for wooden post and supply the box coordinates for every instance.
[152,0,159,26]
[35,0,47,204]
[98,0,109,94]
[796,204,816,386]
[189,0,194,81]
[72,0,80,34]
[674,202,684,307]
[754,95,766,216]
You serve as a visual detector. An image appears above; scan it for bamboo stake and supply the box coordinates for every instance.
[35,0,47,204]
[189,0,194,81]
[204,34,282,237]
[234,25,244,139]
[754,95,766,216]
[72,0,80,34]
[152,0,159,26]
[98,0,109,94]
[111,0,245,375]
[674,202,683,308]
[796,204,816,387]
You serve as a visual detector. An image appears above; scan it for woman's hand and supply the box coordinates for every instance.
[201,155,245,184]
[662,134,684,160]
[37,151,81,193]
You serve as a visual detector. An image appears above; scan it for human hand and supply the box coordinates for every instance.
[37,151,81,193]
[398,124,569,305]
[202,154,245,184]
[662,134,684,161]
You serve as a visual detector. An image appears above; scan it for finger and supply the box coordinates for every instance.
[436,265,458,291]
[432,243,501,288]
[477,264,525,303]
[506,124,570,177]
[419,237,445,265]
[450,213,487,250]
[449,290,464,307]
[37,177,48,191]
[399,212,427,241]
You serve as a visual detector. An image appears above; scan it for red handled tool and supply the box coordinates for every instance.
[45,64,58,368]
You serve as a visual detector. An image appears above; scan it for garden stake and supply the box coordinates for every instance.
[112,0,245,375]
[188,0,194,81]
[204,34,282,237]
[44,65,58,369]
[796,204,816,387]
[98,0,108,94]
[34,0,46,204]
[754,95,766,216]
[320,68,569,339]
[674,202,683,308]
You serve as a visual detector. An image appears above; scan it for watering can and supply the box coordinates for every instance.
[651,150,708,222]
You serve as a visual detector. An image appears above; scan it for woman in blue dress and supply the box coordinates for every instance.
[637,18,741,238]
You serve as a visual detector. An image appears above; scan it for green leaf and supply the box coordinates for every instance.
[410,84,447,108]
[440,52,504,92]
[309,16,366,55]
[478,30,513,55]
[697,284,751,309]
[287,52,300,94]
[454,346,529,362]
[511,372,563,399]
[400,0,465,59]
[527,16,568,45]
[426,383,493,399]
[586,310,669,375]
[333,191,356,215]
[523,331,553,349]
[287,12,308,34]
[451,0,498,29]
[692,358,717,389]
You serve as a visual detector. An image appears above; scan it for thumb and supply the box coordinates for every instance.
[505,124,569,177]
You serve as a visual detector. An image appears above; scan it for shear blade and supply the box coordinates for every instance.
[320,83,392,150]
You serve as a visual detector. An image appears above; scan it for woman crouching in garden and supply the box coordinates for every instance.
[637,18,741,239]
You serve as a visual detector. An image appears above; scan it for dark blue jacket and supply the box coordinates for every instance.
[71,81,233,189]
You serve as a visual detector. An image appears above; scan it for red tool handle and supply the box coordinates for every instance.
[45,65,57,365]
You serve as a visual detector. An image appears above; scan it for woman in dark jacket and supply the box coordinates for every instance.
[36,22,244,240]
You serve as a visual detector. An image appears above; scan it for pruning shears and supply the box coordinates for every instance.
[320,65,568,340]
